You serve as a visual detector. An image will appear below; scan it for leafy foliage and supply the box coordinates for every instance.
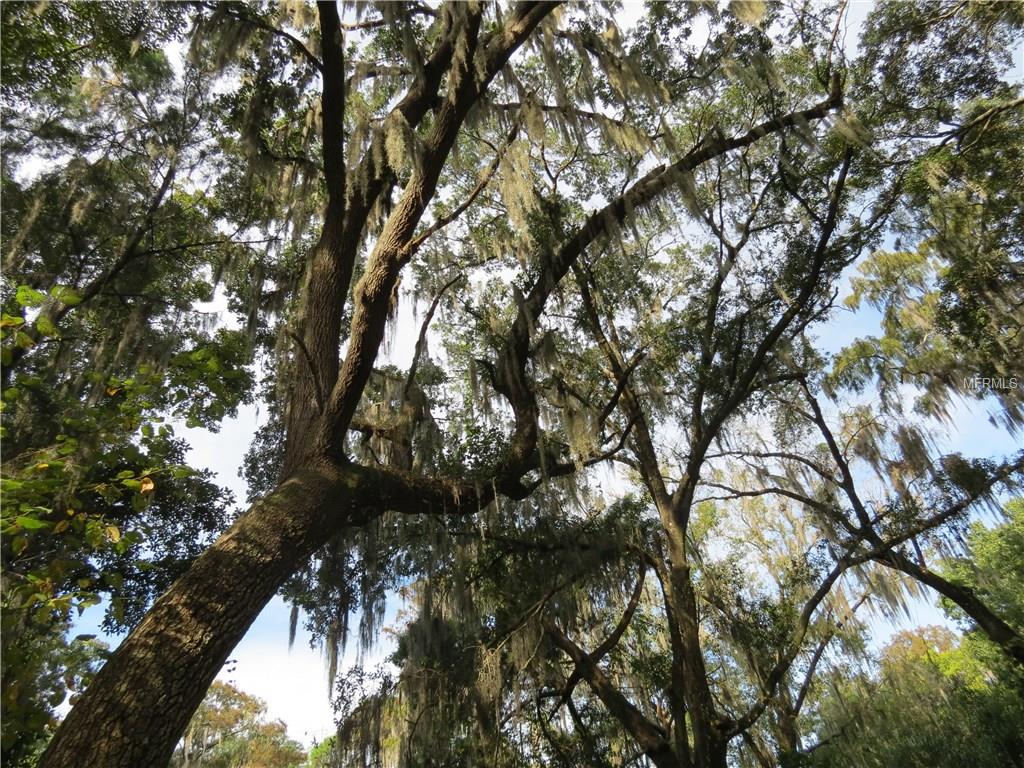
[940,499,1024,641]
[0,627,107,768]
[809,626,1024,768]
[170,681,306,768]
[4,2,1023,767]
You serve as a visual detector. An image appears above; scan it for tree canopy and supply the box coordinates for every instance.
[171,681,306,768]
[1,2,1022,768]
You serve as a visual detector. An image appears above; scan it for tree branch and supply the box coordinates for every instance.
[548,559,648,720]
[406,120,520,255]
[200,2,323,73]
[543,617,677,768]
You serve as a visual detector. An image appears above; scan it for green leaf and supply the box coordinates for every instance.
[15,516,52,530]
[77,595,101,611]
[15,285,46,308]
[49,285,82,306]
[84,521,105,548]
[35,315,59,338]
[98,484,121,503]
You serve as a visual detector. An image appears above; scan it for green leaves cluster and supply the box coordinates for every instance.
[0,628,108,768]
[810,626,1024,768]
[3,0,1023,766]
[170,681,306,768]
[1,2,267,760]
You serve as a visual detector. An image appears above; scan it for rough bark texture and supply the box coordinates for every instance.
[281,2,349,476]
[38,462,355,767]
[38,459,473,768]
[35,7,859,764]
[39,5,560,758]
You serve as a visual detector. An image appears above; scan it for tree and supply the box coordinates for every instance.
[171,681,306,768]
[939,499,1024,653]
[2,3,251,759]
[0,630,107,768]
[302,736,337,768]
[1,1,1020,767]
[808,625,1024,768]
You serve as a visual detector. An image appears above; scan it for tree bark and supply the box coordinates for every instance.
[544,620,681,768]
[36,16,845,763]
[37,459,467,768]
[670,562,729,768]
[801,379,1024,668]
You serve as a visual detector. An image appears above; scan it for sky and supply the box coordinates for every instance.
[63,0,1024,751]
[68,295,425,748]
[71,283,1019,748]
[72,223,1021,751]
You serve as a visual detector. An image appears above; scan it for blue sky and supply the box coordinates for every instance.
[69,301,425,747]
[70,261,1022,746]
[64,1,1024,747]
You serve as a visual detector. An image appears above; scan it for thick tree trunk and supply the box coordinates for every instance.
[670,563,730,768]
[39,459,371,768]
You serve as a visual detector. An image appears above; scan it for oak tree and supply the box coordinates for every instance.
[1,2,1021,768]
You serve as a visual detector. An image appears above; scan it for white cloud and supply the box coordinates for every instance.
[218,598,337,748]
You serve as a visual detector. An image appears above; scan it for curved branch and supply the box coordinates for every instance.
[548,558,648,719]
[404,272,465,399]
[543,614,677,768]
[488,85,845,495]
[406,120,521,254]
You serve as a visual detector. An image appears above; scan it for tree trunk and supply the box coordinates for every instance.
[39,459,369,768]
[670,562,730,768]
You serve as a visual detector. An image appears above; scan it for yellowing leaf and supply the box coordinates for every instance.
[139,476,155,494]
[105,525,121,543]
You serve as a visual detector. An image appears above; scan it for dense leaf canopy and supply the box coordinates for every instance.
[1,2,1022,768]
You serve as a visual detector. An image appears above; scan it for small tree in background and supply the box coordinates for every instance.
[171,681,305,768]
